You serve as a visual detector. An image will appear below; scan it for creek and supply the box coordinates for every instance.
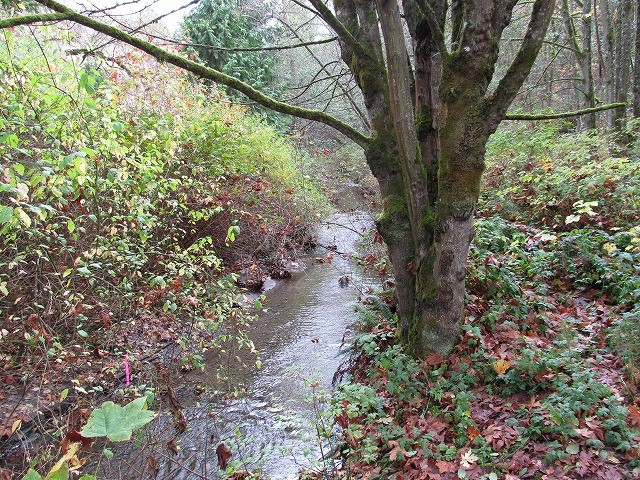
[99,187,378,479]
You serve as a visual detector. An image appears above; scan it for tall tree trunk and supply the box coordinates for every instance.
[613,0,633,128]
[581,0,596,128]
[329,0,555,358]
[562,0,596,129]
[634,0,640,118]
[599,0,615,126]
[413,69,488,355]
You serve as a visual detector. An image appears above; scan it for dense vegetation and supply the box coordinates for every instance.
[326,124,640,479]
[1,2,640,480]
[0,27,325,478]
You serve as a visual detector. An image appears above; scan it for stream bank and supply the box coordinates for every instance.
[94,178,381,479]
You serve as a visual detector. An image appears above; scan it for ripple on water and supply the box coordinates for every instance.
[97,209,379,479]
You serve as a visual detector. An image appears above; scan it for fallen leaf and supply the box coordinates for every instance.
[460,449,478,468]
[628,405,640,427]
[435,459,457,474]
[467,425,481,441]
[216,442,232,470]
[346,431,359,449]
[11,419,21,436]
[60,429,94,453]
[566,443,579,455]
[167,438,179,455]
[424,353,445,367]
[492,358,511,375]
[146,455,159,478]
[46,442,80,478]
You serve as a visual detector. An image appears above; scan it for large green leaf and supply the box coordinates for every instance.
[22,470,42,480]
[0,206,13,225]
[80,397,155,442]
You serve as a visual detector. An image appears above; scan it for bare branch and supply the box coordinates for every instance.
[144,33,338,52]
[505,102,627,120]
[289,0,321,17]
[84,0,151,15]
[307,0,376,61]
[133,0,200,31]
[488,0,556,130]
[506,37,580,53]
[17,0,371,147]
[277,16,370,130]
[66,48,133,74]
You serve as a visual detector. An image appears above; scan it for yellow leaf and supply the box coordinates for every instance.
[11,419,22,434]
[15,207,31,227]
[492,358,511,375]
[45,441,80,479]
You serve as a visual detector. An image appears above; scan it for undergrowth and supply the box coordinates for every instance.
[0,26,324,477]
[328,123,640,479]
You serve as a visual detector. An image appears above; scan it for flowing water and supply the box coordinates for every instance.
[99,194,378,479]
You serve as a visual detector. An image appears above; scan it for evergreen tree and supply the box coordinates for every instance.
[181,0,277,95]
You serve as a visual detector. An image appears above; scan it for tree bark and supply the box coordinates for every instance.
[561,0,596,129]
[613,0,633,128]
[376,0,554,357]
[581,0,596,128]
[634,0,640,118]
[599,0,616,126]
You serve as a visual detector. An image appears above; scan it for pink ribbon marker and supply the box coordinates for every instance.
[124,356,130,386]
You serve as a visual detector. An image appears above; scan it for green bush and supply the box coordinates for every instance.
[610,307,640,384]
[0,27,323,378]
[483,123,640,231]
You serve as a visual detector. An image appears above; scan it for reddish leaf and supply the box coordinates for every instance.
[467,425,481,442]
[167,438,179,455]
[435,459,457,474]
[628,405,640,427]
[146,455,159,478]
[346,431,359,449]
[60,429,94,453]
[216,442,233,470]
[424,353,445,367]
[336,413,351,429]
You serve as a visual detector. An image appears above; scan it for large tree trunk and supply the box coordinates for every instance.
[562,0,596,129]
[409,63,488,356]
[369,106,486,357]
[332,0,554,358]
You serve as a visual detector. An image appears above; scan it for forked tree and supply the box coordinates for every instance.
[3,0,601,358]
